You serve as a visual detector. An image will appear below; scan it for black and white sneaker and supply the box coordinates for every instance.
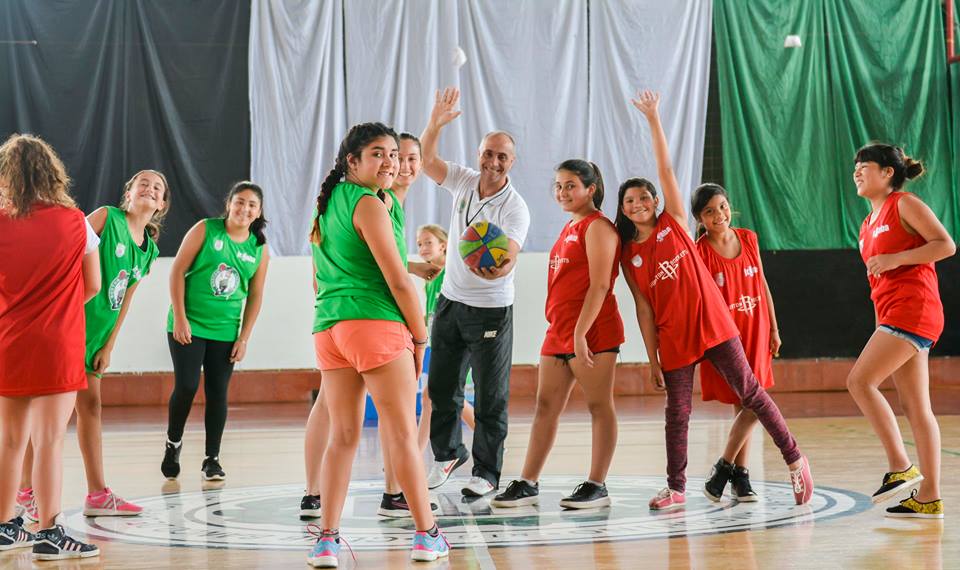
[491,480,539,508]
[731,465,759,502]
[559,481,610,509]
[0,517,35,551]
[703,458,734,502]
[32,525,99,560]
[161,441,182,480]
[202,456,226,481]
[300,494,321,520]
[376,492,441,517]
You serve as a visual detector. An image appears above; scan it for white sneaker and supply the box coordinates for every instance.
[426,455,468,490]
[461,476,495,497]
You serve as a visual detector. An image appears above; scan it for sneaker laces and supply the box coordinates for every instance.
[791,468,804,494]
[655,487,674,500]
[306,525,356,562]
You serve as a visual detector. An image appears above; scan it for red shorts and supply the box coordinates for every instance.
[313,320,413,372]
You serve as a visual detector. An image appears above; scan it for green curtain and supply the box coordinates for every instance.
[953,0,960,219]
[715,0,959,250]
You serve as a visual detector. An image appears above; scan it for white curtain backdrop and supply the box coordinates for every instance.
[343,0,465,250]
[588,0,713,222]
[250,0,711,254]
[249,0,347,255]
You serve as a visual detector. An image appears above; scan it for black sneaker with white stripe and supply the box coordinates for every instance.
[32,525,99,560]
[300,494,321,520]
[559,481,610,509]
[491,480,539,508]
[202,456,226,481]
[0,516,34,551]
[376,492,442,517]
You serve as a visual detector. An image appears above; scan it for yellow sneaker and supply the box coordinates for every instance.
[871,464,923,504]
[885,489,943,519]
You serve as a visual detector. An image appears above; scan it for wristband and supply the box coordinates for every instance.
[413,338,428,346]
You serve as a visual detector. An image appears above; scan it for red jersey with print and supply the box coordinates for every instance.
[621,213,738,371]
[859,191,944,342]
[0,205,88,396]
[696,228,774,404]
[542,212,624,355]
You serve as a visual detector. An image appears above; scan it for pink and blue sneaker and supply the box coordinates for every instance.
[307,527,353,568]
[411,527,450,562]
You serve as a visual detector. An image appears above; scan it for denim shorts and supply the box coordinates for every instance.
[877,325,934,352]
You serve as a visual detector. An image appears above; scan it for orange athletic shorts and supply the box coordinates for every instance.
[313,319,414,372]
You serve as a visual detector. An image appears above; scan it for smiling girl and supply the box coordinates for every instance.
[617,90,812,511]
[493,159,623,510]
[161,182,270,483]
[847,143,954,518]
[691,183,780,503]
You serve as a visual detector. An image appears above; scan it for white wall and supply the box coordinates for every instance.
[108,254,649,373]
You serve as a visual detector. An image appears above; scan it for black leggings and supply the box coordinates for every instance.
[166,333,235,457]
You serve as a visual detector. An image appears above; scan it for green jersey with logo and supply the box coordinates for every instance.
[424,267,445,329]
[312,182,406,332]
[84,206,159,374]
[167,218,263,342]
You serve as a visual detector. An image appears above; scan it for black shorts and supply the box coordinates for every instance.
[550,346,621,362]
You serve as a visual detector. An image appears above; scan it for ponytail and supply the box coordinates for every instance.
[310,166,344,245]
[588,161,605,210]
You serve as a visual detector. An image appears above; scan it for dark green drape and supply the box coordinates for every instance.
[715,0,959,250]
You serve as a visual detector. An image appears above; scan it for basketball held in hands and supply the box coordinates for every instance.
[459,221,509,270]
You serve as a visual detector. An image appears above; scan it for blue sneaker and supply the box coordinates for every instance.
[307,535,340,568]
[0,516,35,551]
[411,528,450,562]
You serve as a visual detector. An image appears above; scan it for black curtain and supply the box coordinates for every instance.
[0,0,250,255]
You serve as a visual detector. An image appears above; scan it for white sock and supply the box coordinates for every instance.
[522,478,538,487]
[588,479,604,486]
[167,439,182,448]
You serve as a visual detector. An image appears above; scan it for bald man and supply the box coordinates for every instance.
[419,87,530,497]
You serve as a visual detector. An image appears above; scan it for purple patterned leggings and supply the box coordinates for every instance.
[662,336,801,493]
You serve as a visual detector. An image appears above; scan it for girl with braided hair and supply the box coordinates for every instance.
[305,123,448,567]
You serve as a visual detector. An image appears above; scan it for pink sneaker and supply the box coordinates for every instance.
[649,488,686,511]
[16,488,38,523]
[789,456,814,505]
[83,488,143,517]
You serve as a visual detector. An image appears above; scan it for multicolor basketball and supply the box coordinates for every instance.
[459,221,509,270]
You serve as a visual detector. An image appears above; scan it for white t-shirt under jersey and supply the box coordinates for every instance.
[439,161,530,308]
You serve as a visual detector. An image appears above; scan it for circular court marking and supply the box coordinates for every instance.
[64,476,869,550]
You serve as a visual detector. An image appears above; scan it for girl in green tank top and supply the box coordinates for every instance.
[18,169,170,518]
[303,123,446,564]
[414,222,476,457]
[163,182,270,482]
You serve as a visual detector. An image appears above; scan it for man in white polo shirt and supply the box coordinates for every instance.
[420,87,530,497]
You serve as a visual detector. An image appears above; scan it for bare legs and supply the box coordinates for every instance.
[519,353,619,483]
[847,330,941,501]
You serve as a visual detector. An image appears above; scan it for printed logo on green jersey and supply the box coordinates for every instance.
[210,263,240,297]
[115,243,126,257]
[109,270,129,311]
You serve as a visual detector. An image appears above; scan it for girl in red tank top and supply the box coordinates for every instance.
[0,134,102,557]
[847,143,954,518]
[616,91,812,510]
[691,183,781,501]
[493,160,623,510]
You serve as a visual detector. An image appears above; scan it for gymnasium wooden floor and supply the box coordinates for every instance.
[3,389,958,569]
